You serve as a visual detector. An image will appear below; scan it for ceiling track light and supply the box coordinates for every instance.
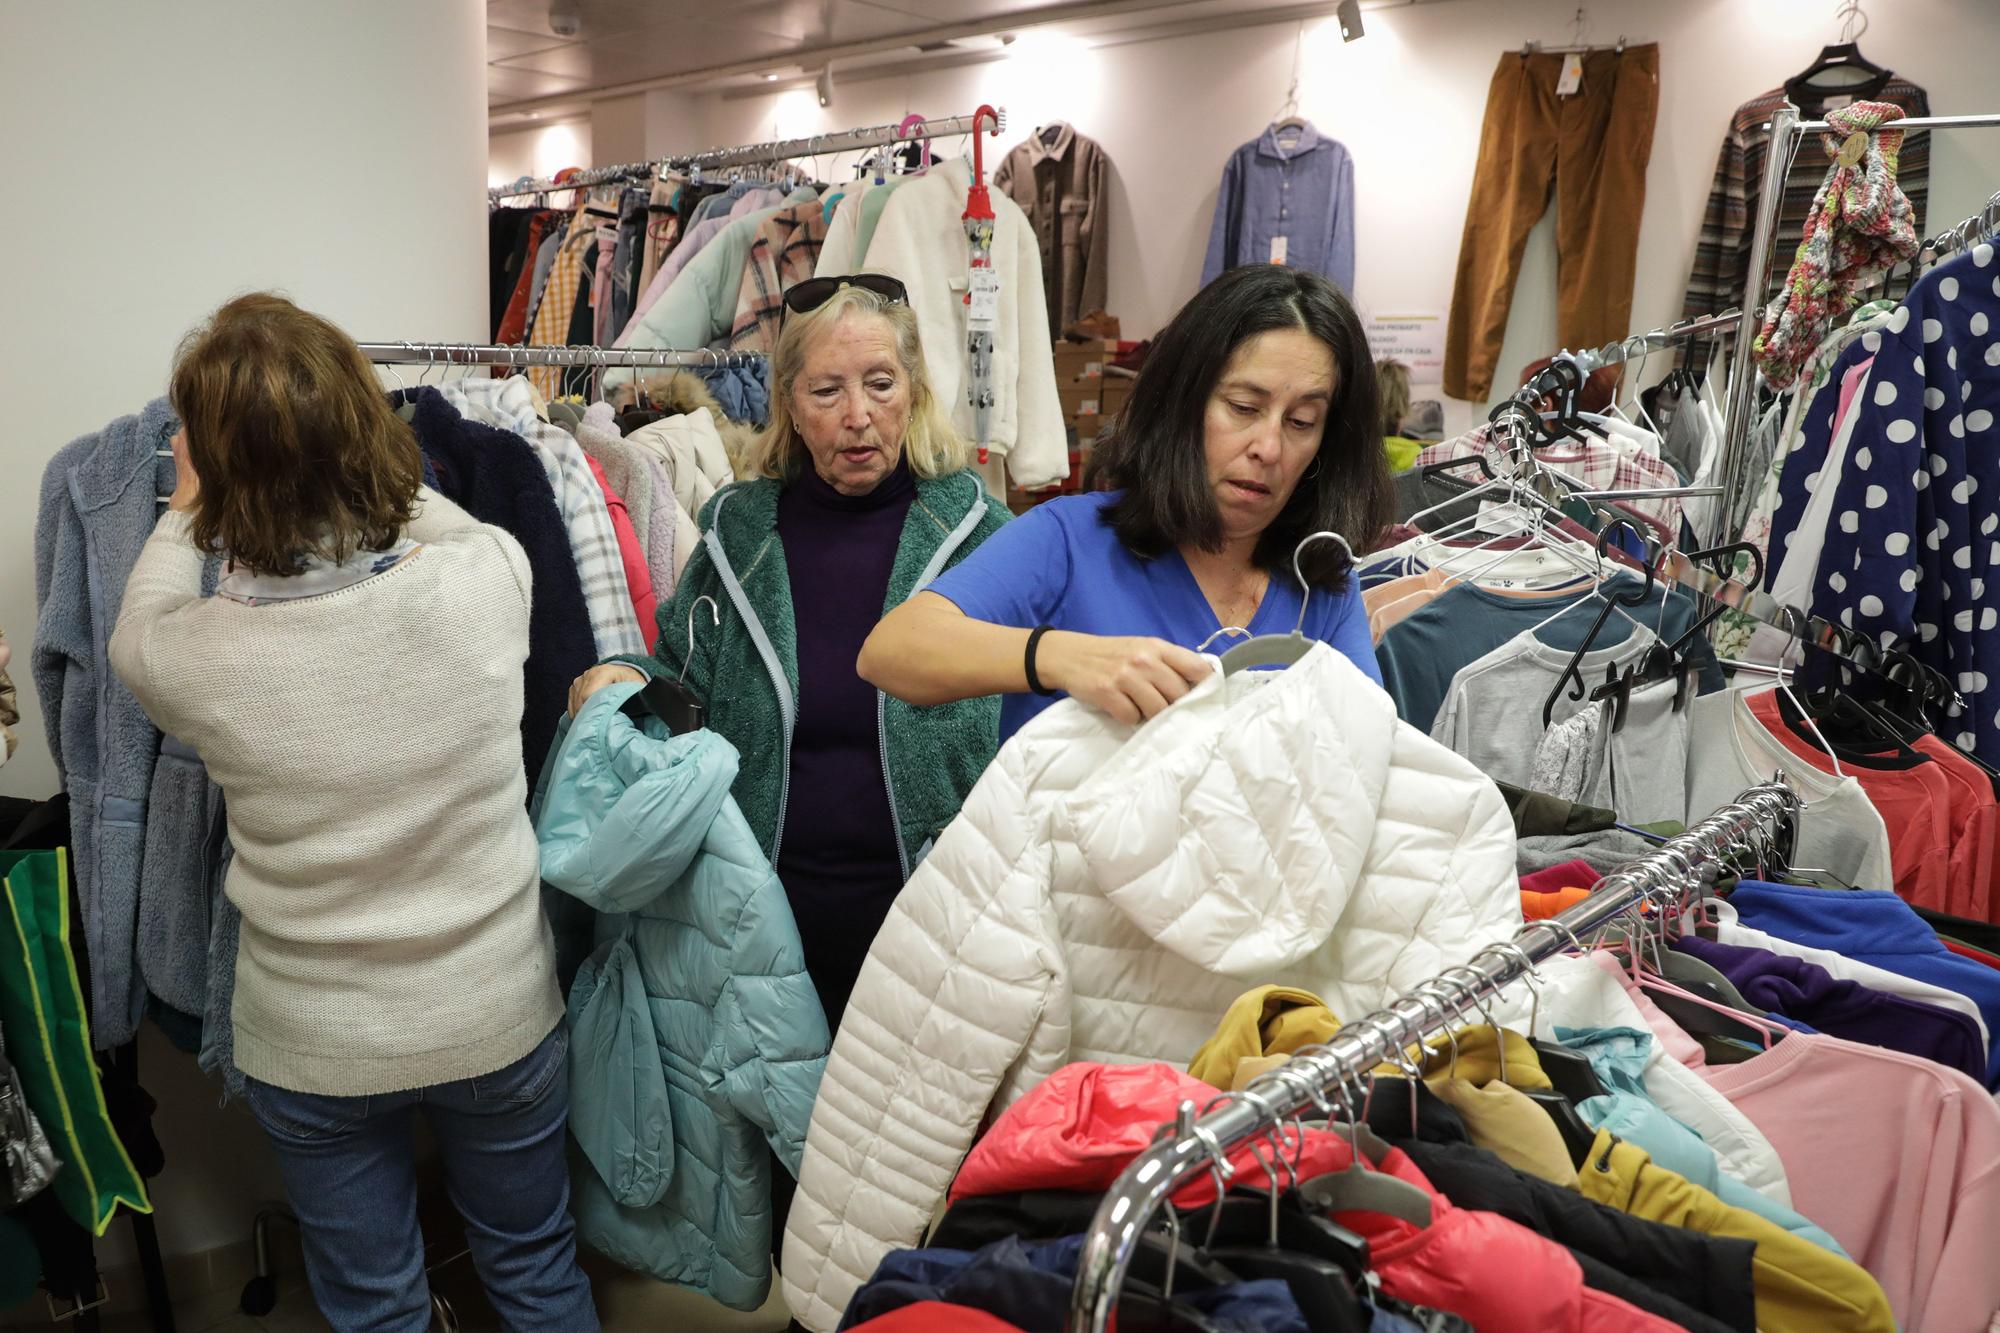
[1338,0,1364,42]
[816,65,835,107]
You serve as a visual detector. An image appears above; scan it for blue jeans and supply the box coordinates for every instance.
[245,1027,598,1332]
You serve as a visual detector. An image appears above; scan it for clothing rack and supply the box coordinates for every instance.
[1065,778,1804,1332]
[1719,105,2000,519]
[489,109,1007,201]
[354,341,765,370]
[1509,308,1742,414]
[1420,418,1964,704]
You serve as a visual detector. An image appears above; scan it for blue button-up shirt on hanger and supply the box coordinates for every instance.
[1201,120,1356,294]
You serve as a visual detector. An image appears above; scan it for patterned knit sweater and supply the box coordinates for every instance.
[108,492,562,1095]
[1682,76,1929,323]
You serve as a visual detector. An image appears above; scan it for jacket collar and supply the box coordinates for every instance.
[71,396,179,516]
[707,468,987,587]
[1258,120,1321,162]
[1026,122,1075,166]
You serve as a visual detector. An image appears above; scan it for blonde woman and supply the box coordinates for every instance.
[568,275,1010,1036]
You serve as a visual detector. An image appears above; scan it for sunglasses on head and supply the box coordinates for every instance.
[781,274,909,325]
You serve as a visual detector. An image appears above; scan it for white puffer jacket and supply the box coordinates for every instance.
[779,644,1523,1330]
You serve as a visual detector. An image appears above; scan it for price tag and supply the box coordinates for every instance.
[1556,52,1583,96]
[1269,235,1289,265]
[1837,131,1869,167]
[968,266,1001,325]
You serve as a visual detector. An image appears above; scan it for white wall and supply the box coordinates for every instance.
[685,0,2000,434]
[489,118,595,189]
[0,0,488,1262]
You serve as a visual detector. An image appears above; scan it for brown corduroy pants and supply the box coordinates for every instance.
[1443,44,1660,401]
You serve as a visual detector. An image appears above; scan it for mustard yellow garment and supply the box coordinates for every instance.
[1575,1131,1894,1332]
[1430,1079,1578,1186]
[1187,985,1343,1089]
[1415,1024,1553,1092]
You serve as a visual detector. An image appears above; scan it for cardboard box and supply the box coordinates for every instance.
[1053,337,1119,383]
[1059,375,1132,420]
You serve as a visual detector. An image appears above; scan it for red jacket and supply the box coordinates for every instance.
[952,1062,1683,1333]
[845,1303,1026,1332]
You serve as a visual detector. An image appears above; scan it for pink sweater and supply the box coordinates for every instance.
[1697,1031,2000,1332]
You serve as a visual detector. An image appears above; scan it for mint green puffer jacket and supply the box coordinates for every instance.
[536,683,828,1310]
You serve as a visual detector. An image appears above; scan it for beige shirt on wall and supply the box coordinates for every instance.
[994,122,1110,338]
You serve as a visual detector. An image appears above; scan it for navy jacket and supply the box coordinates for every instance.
[395,388,594,791]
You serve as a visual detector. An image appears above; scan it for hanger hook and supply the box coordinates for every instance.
[681,595,720,686]
[1288,530,1355,635]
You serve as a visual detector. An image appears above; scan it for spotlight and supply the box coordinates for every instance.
[816,66,835,108]
[765,73,778,82]
[1337,0,1364,41]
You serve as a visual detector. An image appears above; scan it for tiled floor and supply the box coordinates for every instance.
[99,1253,791,1332]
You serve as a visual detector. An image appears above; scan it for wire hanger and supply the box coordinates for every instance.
[621,596,718,733]
[1272,23,1307,134]
[1218,532,1354,675]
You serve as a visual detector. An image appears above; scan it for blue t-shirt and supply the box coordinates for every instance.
[924,490,1381,740]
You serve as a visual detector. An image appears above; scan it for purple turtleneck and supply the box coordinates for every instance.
[774,455,918,1028]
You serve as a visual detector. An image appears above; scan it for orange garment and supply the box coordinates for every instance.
[1522,886,1595,920]
[1444,44,1661,401]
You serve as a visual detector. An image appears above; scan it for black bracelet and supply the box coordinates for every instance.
[1025,624,1057,696]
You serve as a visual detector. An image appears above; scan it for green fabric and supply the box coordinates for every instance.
[1493,781,1619,837]
[852,176,908,265]
[1383,435,1424,472]
[615,470,1011,873]
[0,850,148,1235]
[618,185,819,360]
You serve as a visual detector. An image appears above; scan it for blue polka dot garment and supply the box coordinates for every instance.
[1766,241,2000,760]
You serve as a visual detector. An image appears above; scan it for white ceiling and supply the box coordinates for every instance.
[486,0,1417,125]
[487,0,1080,107]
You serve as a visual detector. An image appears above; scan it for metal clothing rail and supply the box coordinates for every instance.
[489,109,1007,200]
[1066,779,1804,1332]
[355,341,766,369]
[1509,308,1743,412]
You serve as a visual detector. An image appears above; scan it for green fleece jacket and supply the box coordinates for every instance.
[617,469,1011,875]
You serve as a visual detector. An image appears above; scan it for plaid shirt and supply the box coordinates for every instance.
[729,199,831,353]
[440,379,645,657]
[1682,81,1929,325]
[527,222,598,397]
[1417,423,1686,538]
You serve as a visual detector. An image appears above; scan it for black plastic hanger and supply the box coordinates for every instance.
[621,597,717,734]
[1199,1187,1371,1333]
[1786,41,1892,107]
[1522,1089,1600,1168]
[1541,521,1657,727]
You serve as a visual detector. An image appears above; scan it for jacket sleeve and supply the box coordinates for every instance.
[106,510,211,745]
[1201,151,1240,288]
[778,747,1065,1333]
[31,456,85,774]
[1003,199,1071,492]
[711,846,830,1174]
[1081,143,1109,318]
[1327,146,1356,297]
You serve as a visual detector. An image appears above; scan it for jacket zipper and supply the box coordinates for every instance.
[702,493,798,865]
[877,491,992,882]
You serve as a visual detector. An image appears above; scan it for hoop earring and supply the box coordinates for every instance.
[1305,455,1323,480]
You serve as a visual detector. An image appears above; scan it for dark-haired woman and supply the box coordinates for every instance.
[860,264,1392,738]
